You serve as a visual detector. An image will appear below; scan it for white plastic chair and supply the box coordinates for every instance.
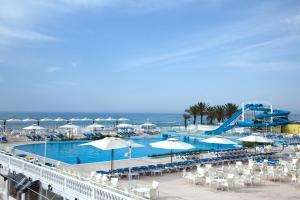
[110,177,118,188]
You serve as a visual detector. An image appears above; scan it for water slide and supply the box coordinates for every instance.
[206,104,290,135]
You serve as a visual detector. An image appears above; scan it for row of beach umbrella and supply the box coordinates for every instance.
[1,117,130,122]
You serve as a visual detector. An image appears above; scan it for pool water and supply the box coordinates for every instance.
[15,135,238,164]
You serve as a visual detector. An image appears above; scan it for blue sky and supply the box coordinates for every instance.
[0,0,299,113]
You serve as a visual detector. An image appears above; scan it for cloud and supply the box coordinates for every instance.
[45,67,62,73]
[0,25,56,41]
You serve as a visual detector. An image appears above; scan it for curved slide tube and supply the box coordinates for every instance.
[206,104,290,135]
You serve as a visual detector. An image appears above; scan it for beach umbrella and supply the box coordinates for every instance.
[54,117,67,122]
[87,123,105,134]
[40,118,53,122]
[59,123,79,138]
[150,138,195,164]
[23,118,37,122]
[238,135,273,152]
[81,117,92,121]
[87,123,105,129]
[23,124,45,131]
[118,118,129,121]
[69,118,81,122]
[23,124,45,135]
[6,118,22,122]
[238,135,273,143]
[201,136,237,151]
[94,118,105,121]
[80,137,142,172]
[141,122,156,128]
[117,123,133,128]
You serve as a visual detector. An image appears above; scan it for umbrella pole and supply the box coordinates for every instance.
[170,149,173,164]
[111,149,114,173]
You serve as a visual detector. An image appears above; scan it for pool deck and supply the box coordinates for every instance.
[2,140,300,200]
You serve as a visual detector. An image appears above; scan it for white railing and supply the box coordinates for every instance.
[0,153,146,200]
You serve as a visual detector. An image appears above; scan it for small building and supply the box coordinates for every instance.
[274,121,300,134]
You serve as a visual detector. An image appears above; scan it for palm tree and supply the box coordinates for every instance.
[215,105,226,123]
[182,114,191,129]
[224,103,239,119]
[196,102,208,125]
[185,105,198,125]
[206,106,216,124]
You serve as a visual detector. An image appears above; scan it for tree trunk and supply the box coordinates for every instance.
[193,115,197,125]
[200,115,203,125]
[184,120,187,129]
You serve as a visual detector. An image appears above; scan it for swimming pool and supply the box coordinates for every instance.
[15,135,238,164]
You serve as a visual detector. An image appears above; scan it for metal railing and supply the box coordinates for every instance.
[0,152,146,200]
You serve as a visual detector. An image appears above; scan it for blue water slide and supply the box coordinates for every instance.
[206,104,290,135]
[205,104,252,135]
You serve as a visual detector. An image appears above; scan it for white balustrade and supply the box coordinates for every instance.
[0,152,145,200]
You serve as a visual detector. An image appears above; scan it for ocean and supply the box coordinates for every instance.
[0,112,299,130]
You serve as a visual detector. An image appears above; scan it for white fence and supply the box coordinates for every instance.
[0,153,145,200]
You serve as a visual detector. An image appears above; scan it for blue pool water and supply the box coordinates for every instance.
[15,135,238,164]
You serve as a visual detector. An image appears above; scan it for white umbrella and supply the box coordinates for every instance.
[80,137,142,171]
[87,123,105,134]
[238,135,273,152]
[23,124,45,135]
[94,118,105,121]
[117,123,133,128]
[238,135,273,143]
[87,123,105,129]
[118,118,129,121]
[82,117,92,121]
[106,117,116,121]
[59,123,79,138]
[69,118,81,122]
[23,124,45,130]
[141,122,156,128]
[54,117,67,122]
[59,123,79,129]
[150,138,194,163]
[201,136,237,151]
[40,118,53,122]
[7,118,21,122]
[23,118,37,122]
[201,137,236,145]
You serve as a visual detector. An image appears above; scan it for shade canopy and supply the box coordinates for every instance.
[118,118,129,121]
[87,123,105,129]
[238,135,273,143]
[106,117,116,121]
[7,118,22,122]
[69,118,81,122]
[54,117,67,122]
[94,118,105,121]
[81,137,129,150]
[82,117,92,121]
[201,136,237,145]
[150,138,194,163]
[59,123,79,129]
[40,118,53,122]
[117,123,133,128]
[141,122,156,128]
[23,118,37,122]
[150,138,194,150]
[23,124,45,130]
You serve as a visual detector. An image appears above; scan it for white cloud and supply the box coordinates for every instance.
[45,67,62,73]
[0,25,56,41]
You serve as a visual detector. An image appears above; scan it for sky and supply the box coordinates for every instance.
[0,0,300,113]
